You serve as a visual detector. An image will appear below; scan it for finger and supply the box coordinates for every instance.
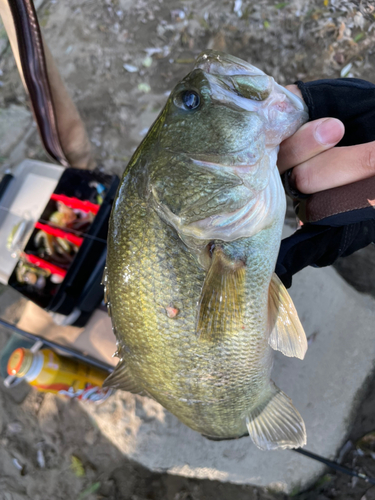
[278,117,345,174]
[292,141,375,194]
[285,84,303,100]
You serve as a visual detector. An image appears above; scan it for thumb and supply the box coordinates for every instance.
[278,117,345,174]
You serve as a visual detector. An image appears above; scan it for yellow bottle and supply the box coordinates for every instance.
[7,347,112,402]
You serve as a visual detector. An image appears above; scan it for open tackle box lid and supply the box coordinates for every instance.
[0,158,119,328]
[0,159,64,285]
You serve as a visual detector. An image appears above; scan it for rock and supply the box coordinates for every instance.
[361,486,375,500]
[0,105,32,159]
[2,381,31,405]
[0,19,8,57]
[333,245,375,299]
[83,257,375,493]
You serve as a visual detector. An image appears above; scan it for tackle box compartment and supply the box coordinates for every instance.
[0,159,119,326]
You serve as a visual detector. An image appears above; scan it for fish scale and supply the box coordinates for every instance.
[105,51,309,450]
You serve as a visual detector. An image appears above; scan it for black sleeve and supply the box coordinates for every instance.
[276,218,375,288]
[276,78,375,288]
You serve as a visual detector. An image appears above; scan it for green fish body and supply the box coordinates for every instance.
[104,51,309,450]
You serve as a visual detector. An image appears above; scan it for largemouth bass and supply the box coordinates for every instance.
[104,51,309,451]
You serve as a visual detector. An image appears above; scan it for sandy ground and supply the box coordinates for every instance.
[1,0,375,498]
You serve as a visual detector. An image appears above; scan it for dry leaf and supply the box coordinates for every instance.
[70,455,85,477]
[337,21,346,40]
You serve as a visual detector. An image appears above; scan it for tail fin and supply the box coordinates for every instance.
[246,382,306,451]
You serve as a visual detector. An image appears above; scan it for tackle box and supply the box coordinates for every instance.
[0,159,119,326]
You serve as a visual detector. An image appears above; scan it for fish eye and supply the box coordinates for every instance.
[177,90,200,110]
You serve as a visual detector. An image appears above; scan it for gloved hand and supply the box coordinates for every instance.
[276,78,375,288]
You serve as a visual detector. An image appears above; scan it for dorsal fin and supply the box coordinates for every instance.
[246,381,306,450]
[268,273,307,360]
[196,248,245,341]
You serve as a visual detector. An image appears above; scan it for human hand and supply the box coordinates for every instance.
[278,84,375,195]
[276,80,375,287]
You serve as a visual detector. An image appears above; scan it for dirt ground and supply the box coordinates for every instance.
[1,0,375,498]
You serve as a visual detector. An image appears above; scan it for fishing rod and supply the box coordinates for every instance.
[293,447,375,486]
[1,319,375,486]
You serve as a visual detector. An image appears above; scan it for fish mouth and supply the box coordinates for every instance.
[179,51,308,172]
[195,50,307,114]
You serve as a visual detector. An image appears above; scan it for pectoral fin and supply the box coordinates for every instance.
[103,358,147,395]
[246,382,306,451]
[268,273,307,360]
[196,248,245,342]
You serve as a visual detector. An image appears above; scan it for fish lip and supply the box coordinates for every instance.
[190,157,259,177]
[174,150,262,173]
[273,81,308,114]
[188,143,257,160]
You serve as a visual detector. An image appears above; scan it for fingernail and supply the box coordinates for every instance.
[315,118,344,145]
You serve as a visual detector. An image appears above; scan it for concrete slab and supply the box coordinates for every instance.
[0,104,32,170]
[0,105,32,160]
[82,261,375,493]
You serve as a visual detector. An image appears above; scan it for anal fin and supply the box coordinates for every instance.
[103,358,146,396]
[268,273,307,360]
[246,382,306,451]
[197,248,245,341]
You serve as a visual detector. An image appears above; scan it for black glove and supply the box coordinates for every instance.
[276,78,375,288]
